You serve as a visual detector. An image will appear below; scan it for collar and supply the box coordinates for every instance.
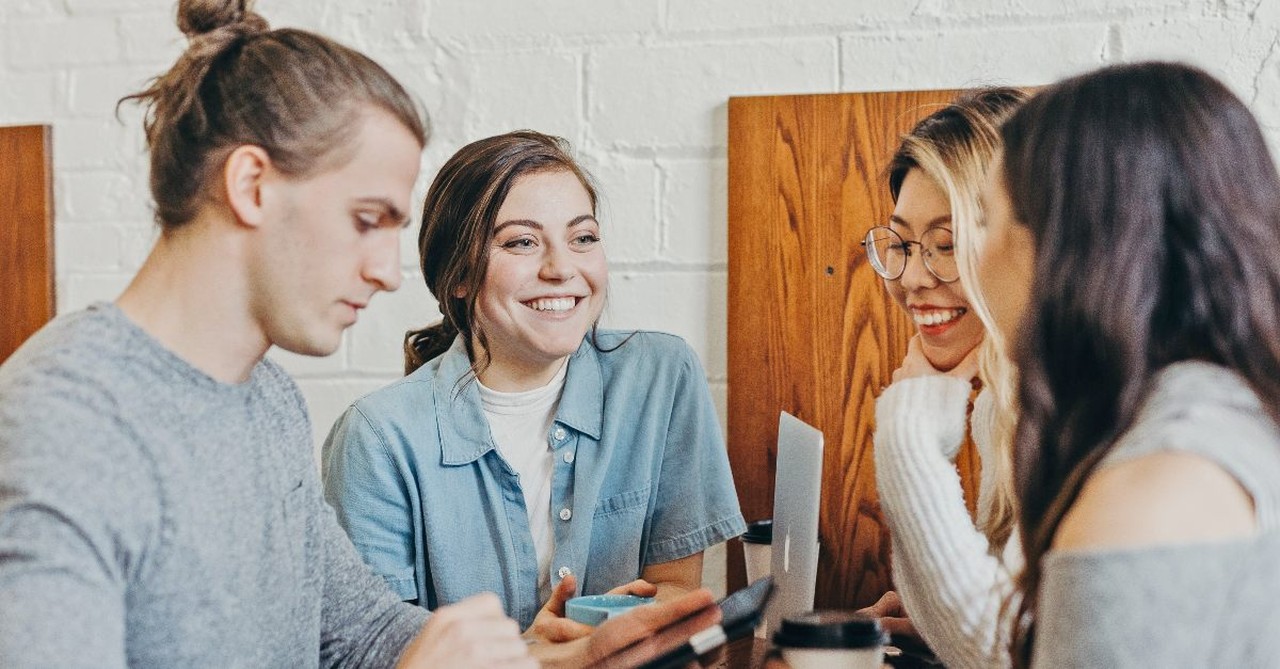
[434,334,604,465]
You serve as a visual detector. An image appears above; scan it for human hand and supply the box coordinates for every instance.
[525,574,660,644]
[892,335,980,384]
[857,590,917,640]
[396,592,535,669]
[532,587,719,668]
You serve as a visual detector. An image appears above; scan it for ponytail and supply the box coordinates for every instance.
[403,321,460,376]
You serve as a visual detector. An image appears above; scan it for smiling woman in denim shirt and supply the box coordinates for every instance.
[321,130,746,635]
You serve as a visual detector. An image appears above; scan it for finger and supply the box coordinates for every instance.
[880,615,915,637]
[590,602,722,667]
[877,590,905,617]
[447,591,507,619]
[606,578,658,597]
[535,617,595,643]
[590,589,718,660]
[544,573,578,617]
[621,588,716,632]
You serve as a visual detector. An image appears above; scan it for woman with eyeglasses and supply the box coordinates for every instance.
[858,88,1027,669]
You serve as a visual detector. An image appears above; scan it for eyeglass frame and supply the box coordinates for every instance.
[859,225,960,283]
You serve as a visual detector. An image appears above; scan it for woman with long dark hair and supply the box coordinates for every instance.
[980,62,1280,666]
[322,130,745,637]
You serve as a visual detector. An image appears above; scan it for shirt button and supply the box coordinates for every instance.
[558,566,572,579]
[563,450,575,464]
[559,507,573,521]
[553,427,567,441]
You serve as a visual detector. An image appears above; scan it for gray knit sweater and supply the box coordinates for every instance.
[0,303,428,668]
[1032,361,1280,667]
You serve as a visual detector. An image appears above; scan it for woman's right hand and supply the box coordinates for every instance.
[892,335,980,384]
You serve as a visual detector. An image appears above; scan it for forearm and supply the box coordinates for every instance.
[642,552,703,601]
[875,377,1012,669]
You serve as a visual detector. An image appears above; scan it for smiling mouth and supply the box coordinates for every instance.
[524,297,581,313]
[912,307,967,326]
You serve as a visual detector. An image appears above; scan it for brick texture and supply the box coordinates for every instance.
[2,0,1271,597]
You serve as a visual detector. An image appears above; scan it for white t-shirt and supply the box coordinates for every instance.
[477,362,568,604]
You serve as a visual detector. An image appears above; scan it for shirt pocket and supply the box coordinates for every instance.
[594,483,651,518]
[587,483,652,592]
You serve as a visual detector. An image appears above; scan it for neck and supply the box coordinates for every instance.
[475,345,568,392]
[116,214,268,384]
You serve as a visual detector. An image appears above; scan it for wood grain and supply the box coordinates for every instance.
[0,125,55,364]
[727,91,981,609]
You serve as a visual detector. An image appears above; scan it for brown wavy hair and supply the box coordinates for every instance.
[1000,62,1280,665]
[120,0,426,229]
[403,131,599,376]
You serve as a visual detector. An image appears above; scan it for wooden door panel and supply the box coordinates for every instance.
[0,125,55,363]
[727,91,982,609]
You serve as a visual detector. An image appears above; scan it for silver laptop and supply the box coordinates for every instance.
[761,411,824,636]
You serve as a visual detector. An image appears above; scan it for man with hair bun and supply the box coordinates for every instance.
[0,1,717,667]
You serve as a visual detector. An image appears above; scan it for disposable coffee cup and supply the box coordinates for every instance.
[742,519,773,583]
[772,611,888,669]
[740,519,773,638]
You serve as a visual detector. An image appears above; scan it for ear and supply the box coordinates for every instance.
[452,285,468,299]
[223,145,273,229]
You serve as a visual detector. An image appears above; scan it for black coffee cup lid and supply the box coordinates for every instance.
[742,519,773,544]
[772,610,888,649]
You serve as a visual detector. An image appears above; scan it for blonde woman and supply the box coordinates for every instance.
[860,88,1025,669]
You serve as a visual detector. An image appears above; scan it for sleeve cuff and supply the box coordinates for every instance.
[876,375,972,460]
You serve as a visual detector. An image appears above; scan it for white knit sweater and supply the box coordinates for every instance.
[874,376,1021,669]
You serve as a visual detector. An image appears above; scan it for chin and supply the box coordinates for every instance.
[273,329,343,358]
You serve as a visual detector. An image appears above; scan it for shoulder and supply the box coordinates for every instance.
[0,310,162,516]
[1064,361,1280,551]
[333,364,444,445]
[588,329,701,371]
[357,369,440,413]
[1054,450,1256,552]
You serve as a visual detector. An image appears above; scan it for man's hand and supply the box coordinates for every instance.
[396,593,535,669]
[532,587,720,669]
[525,574,659,644]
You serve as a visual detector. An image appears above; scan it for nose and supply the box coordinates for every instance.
[363,230,402,292]
[538,243,576,282]
[898,247,938,291]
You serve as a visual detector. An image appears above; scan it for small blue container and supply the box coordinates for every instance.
[564,594,655,626]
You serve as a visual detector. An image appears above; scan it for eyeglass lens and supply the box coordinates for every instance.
[863,226,958,282]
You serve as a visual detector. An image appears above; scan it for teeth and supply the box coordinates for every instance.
[529,297,577,312]
[912,308,965,326]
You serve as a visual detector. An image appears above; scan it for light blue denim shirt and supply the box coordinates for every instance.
[321,330,745,628]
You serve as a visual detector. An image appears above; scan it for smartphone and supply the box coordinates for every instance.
[604,575,773,669]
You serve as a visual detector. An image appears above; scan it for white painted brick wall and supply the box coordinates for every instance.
[3,0,1276,598]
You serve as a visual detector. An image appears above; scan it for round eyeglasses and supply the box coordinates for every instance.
[861,225,959,283]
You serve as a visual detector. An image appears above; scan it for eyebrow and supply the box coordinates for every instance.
[355,197,410,228]
[889,214,952,231]
[493,214,597,234]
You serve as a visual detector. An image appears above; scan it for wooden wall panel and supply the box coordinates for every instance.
[726,91,983,610]
[0,125,55,363]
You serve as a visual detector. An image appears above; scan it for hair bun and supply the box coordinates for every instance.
[177,0,268,38]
